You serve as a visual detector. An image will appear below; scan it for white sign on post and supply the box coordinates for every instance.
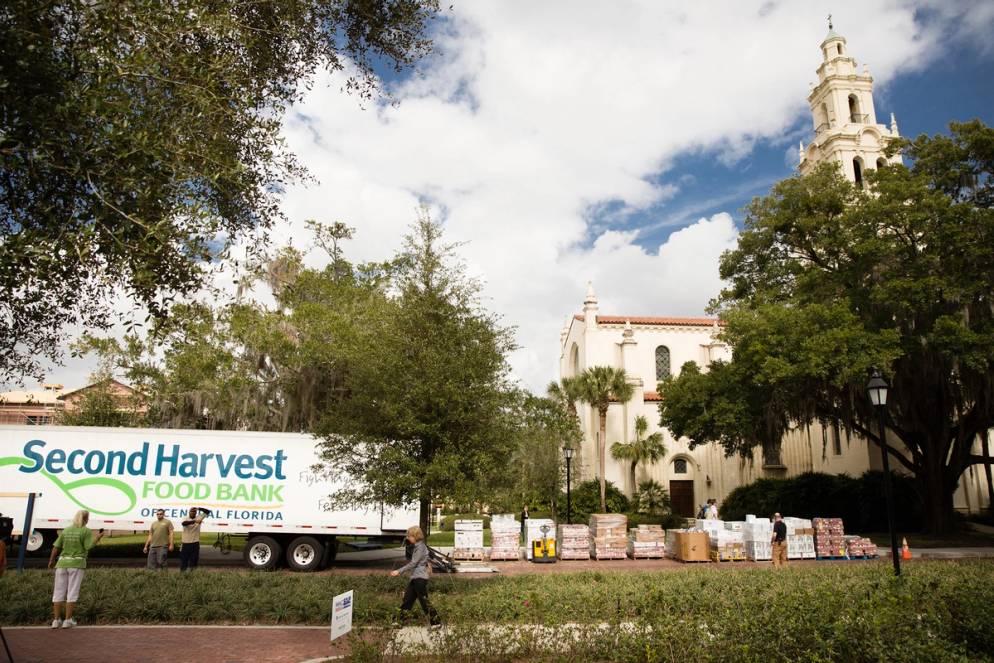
[330,590,354,641]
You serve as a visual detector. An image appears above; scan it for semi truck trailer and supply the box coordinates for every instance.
[0,425,417,571]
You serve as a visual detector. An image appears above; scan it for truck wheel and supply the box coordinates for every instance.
[26,529,57,555]
[286,536,324,572]
[244,536,282,571]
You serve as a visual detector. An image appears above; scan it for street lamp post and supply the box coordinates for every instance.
[867,370,901,576]
[563,445,575,525]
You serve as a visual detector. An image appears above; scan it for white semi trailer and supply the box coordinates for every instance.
[0,425,417,571]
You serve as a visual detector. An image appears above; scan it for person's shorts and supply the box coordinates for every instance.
[53,567,85,603]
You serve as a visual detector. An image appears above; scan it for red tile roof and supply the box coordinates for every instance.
[573,314,721,327]
[608,392,663,402]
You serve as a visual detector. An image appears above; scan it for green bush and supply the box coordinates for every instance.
[439,513,492,531]
[2,561,993,661]
[560,480,629,523]
[720,470,923,531]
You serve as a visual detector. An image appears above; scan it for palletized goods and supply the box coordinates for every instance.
[709,529,745,561]
[627,524,666,558]
[695,519,724,537]
[589,514,628,560]
[843,535,879,558]
[742,518,773,560]
[787,533,815,559]
[557,523,590,560]
[488,514,520,561]
[669,529,710,562]
[813,517,846,558]
[453,519,485,560]
[525,518,555,560]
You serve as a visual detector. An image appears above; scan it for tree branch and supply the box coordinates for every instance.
[850,420,918,473]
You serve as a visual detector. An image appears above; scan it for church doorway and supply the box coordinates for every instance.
[669,480,695,517]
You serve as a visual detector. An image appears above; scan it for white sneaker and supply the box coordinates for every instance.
[51,619,61,629]
[61,618,76,629]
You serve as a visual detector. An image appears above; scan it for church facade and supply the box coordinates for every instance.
[558,26,992,517]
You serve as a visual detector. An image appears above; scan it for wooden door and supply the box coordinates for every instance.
[669,480,695,518]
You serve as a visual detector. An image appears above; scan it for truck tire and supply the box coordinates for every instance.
[26,529,57,555]
[286,536,324,572]
[244,536,282,571]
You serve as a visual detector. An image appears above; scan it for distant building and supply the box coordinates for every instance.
[0,378,143,425]
[0,383,65,425]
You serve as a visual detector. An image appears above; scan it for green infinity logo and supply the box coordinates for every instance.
[0,456,137,516]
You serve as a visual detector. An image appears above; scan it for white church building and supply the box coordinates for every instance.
[558,26,992,517]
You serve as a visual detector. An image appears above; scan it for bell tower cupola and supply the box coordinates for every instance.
[799,17,902,185]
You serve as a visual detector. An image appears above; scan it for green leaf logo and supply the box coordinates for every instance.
[0,456,137,516]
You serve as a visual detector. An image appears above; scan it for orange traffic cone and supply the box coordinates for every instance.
[901,537,912,561]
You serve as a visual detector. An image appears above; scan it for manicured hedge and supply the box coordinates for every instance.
[2,562,992,661]
[720,470,923,531]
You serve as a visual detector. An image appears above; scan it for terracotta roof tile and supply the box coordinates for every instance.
[573,314,721,327]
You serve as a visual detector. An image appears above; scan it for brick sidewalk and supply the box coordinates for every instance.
[1,626,356,663]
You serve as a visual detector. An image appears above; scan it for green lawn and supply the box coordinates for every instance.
[2,561,992,661]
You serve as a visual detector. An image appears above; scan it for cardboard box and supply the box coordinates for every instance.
[673,531,710,562]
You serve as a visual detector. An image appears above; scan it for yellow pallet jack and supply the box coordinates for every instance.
[531,523,557,563]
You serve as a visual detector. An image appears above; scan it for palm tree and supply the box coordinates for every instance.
[611,415,667,496]
[575,366,634,512]
[547,376,583,420]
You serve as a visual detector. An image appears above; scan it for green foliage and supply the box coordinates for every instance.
[439,514,492,531]
[611,415,667,494]
[316,211,518,530]
[3,562,994,662]
[631,479,672,516]
[720,471,923,532]
[575,366,634,512]
[660,121,994,534]
[57,373,145,428]
[0,0,441,381]
[563,480,629,523]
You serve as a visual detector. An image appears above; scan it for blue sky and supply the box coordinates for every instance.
[28,2,994,394]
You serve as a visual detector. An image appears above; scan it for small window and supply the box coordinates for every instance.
[832,422,843,456]
[837,44,842,56]
[655,346,671,381]
[853,158,863,188]
[673,458,687,474]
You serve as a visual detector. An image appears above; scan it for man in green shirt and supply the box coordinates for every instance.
[49,509,104,628]
[143,509,174,570]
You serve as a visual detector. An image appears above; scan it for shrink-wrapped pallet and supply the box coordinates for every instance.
[488,514,520,561]
[589,513,628,560]
[557,523,591,560]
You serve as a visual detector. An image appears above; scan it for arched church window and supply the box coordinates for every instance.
[848,94,862,123]
[570,343,579,376]
[673,458,687,474]
[876,157,886,169]
[853,158,863,188]
[655,346,671,381]
[837,44,842,56]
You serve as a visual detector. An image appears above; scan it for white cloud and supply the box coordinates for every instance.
[15,1,994,395]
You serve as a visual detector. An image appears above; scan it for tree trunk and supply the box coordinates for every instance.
[419,496,431,537]
[599,409,607,512]
[630,462,638,498]
[920,452,956,535]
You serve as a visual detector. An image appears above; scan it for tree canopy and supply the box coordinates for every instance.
[659,120,994,533]
[0,0,440,380]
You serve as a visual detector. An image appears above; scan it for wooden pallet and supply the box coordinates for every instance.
[558,552,591,560]
[452,549,485,561]
[487,550,521,561]
[592,552,627,560]
[629,551,666,559]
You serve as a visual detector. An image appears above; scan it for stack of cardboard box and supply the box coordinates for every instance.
[488,514,520,561]
[782,518,815,559]
[557,523,591,560]
[589,513,628,559]
[453,519,485,560]
[709,529,745,561]
[813,517,846,558]
[843,535,879,558]
[742,516,773,561]
[627,524,666,559]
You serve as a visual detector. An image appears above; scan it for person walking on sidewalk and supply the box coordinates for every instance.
[143,509,174,570]
[390,526,441,627]
[49,509,105,628]
[771,512,788,568]
[180,507,210,571]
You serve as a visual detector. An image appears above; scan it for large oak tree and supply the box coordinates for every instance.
[660,121,994,534]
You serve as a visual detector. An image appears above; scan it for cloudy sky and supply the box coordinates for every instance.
[35,1,994,394]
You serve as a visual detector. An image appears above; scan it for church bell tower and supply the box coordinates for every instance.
[798,20,902,185]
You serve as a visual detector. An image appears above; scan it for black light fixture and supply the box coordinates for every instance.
[563,445,575,525]
[867,369,901,576]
